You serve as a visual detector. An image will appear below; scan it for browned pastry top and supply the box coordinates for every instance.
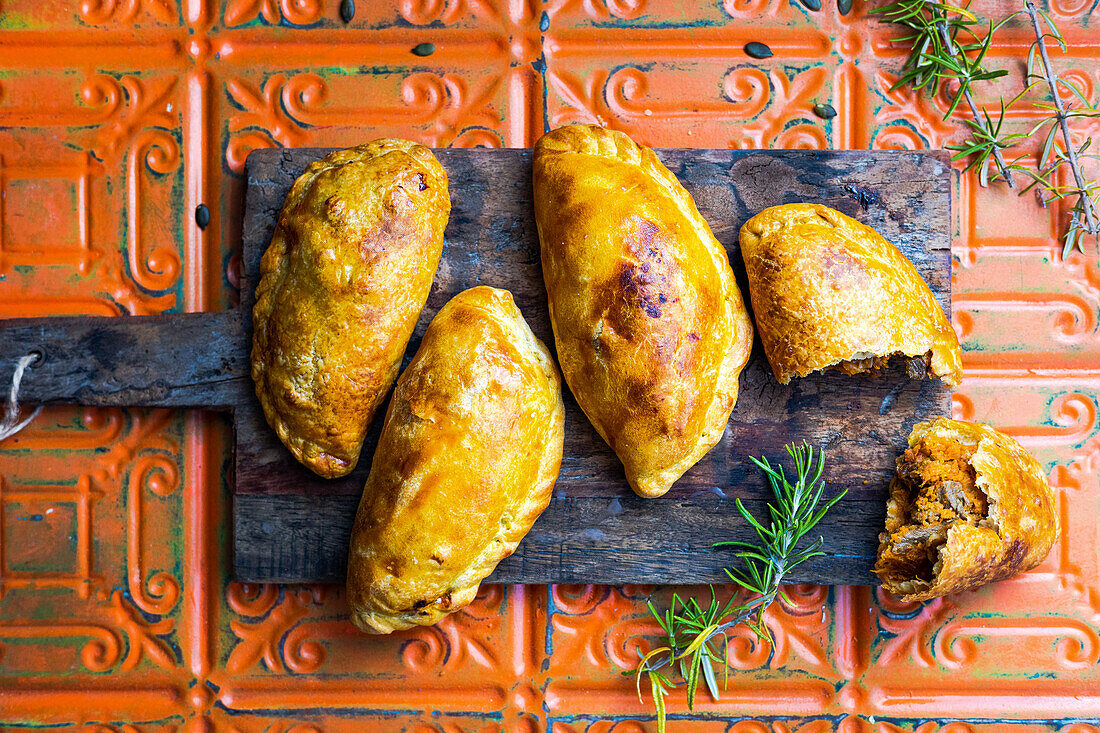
[534,124,754,498]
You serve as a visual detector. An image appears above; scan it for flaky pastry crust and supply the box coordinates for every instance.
[533,124,754,498]
[739,203,961,386]
[251,140,449,478]
[346,286,565,634]
[875,417,1058,602]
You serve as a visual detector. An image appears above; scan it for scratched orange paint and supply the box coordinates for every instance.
[0,0,1098,730]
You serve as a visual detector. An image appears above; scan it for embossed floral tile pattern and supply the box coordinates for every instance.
[0,0,1098,730]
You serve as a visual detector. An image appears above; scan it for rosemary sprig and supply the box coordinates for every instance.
[633,442,846,733]
[879,0,1100,256]
[1008,1,1100,257]
[874,0,1016,186]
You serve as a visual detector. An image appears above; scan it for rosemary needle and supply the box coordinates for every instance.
[632,442,846,733]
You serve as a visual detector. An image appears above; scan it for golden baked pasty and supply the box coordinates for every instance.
[739,203,961,386]
[251,140,449,478]
[346,286,564,634]
[875,417,1058,602]
[533,124,754,498]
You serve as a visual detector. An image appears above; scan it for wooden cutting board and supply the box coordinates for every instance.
[0,147,952,586]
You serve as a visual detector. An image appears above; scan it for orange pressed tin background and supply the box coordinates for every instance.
[1,0,1099,730]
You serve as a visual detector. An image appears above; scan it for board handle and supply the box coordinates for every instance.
[0,311,248,409]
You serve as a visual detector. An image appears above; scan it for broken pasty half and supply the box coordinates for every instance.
[251,140,449,478]
[346,286,565,634]
[874,417,1058,602]
[533,124,754,499]
[739,203,961,386]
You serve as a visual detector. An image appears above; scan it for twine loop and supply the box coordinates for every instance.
[0,353,43,444]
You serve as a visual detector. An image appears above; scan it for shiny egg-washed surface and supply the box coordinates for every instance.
[0,0,1098,729]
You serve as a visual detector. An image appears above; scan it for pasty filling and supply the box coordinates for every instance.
[877,434,990,593]
[833,351,931,379]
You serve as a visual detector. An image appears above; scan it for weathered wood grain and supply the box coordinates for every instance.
[235,492,884,585]
[0,311,247,408]
[234,146,953,585]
